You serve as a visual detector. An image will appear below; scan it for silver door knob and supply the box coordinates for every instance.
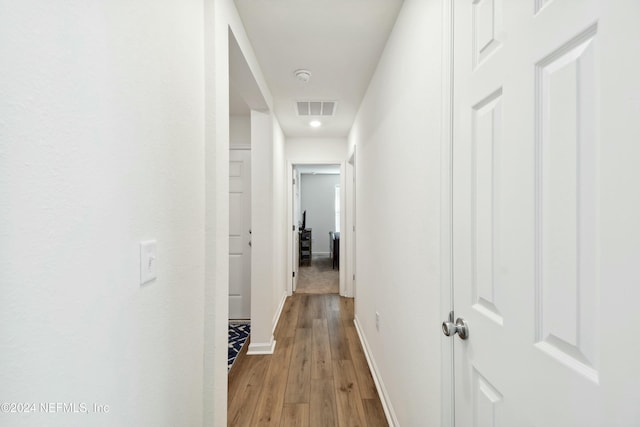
[442,317,469,340]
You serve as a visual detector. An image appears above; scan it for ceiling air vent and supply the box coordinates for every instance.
[296,101,337,117]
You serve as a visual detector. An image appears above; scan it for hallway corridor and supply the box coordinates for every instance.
[296,255,339,294]
[228,294,387,426]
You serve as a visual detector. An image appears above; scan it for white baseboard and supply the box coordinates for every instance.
[273,291,287,334]
[353,316,399,426]
[247,339,276,355]
[247,292,287,356]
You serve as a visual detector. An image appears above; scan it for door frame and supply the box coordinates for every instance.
[229,146,251,320]
[347,147,357,301]
[440,0,455,425]
[286,160,348,297]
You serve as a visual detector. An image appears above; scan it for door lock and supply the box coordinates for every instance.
[442,311,469,340]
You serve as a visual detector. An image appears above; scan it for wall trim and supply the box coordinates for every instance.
[272,291,288,334]
[353,316,399,426]
[247,339,276,355]
[440,0,455,426]
[247,291,286,355]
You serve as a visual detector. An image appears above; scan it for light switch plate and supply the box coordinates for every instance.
[140,240,157,285]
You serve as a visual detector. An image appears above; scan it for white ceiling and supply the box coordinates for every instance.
[233,0,404,138]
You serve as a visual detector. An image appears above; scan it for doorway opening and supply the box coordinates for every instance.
[292,163,341,295]
[227,30,255,323]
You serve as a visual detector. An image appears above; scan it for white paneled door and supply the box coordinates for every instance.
[450,1,640,426]
[229,149,251,320]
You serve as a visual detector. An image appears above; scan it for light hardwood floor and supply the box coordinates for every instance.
[295,255,339,294]
[228,293,388,426]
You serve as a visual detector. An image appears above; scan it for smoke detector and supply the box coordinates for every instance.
[294,69,312,83]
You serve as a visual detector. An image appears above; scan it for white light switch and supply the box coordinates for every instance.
[140,240,157,285]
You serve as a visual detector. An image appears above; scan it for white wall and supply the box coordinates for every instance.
[287,137,347,161]
[248,111,287,355]
[300,174,340,254]
[249,111,273,352]
[204,1,288,423]
[347,0,443,425]
[271,119,288,330]
[0,1,205,426]
[230,115,251,146]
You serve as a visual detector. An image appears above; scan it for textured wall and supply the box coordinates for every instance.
[347,0,443,424]
[230,115,251,147]
[301,174,341,254]
[286,137,347,162]
[0,0,205,425]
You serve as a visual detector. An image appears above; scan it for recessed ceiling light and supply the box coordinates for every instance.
[309,120,322,128]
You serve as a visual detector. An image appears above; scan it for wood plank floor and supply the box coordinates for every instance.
[295,255,339,294]
[228,293,388,426]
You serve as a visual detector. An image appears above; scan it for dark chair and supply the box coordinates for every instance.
[299,228,312,266]
[331,232,340,269]
[329,231,334,267]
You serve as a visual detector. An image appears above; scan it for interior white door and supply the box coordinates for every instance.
[451,1,640,425]
[229,149,251,319]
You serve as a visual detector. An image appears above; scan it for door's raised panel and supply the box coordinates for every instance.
[472,88,503,325]
[534,25,599,383]
[229,190,245,255]
[230,161,243,192]
[229,238,243,255]
[473,368,503,427]
[229,255,243,295]
[230,161,242,177]
[229,193,243,238]
[473,0,502,68]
